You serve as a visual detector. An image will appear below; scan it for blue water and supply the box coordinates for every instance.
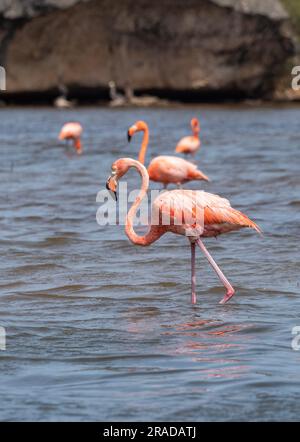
[0,105,300,421]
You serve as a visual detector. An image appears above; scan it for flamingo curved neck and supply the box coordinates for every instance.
[125,160,162,246]
[137,125,149,165]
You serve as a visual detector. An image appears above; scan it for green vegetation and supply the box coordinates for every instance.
[281,0,300,35]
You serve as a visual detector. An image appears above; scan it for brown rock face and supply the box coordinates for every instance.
[0,0,295,101]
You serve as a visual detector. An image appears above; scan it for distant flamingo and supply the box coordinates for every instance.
[58,122,83,154]
[175,118,201,157]
[127,120,209,188]
[106,158,260,305]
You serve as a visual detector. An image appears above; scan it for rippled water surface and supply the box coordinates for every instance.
[0,105,300,421]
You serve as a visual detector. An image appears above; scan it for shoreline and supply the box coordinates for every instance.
[1,100,300,110]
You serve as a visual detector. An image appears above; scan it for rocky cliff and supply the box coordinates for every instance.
[0,0,295,102]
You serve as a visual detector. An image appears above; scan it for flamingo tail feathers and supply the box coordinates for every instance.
[204,206,262,234]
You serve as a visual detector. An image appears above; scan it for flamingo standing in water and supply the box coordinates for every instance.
[175,118,201,158]
[106,158,260,305]
[58,122,83,154]
[127,121,209,188]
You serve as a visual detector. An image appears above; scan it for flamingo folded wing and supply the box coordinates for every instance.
[176,136,200,154]
[152,189,261,237]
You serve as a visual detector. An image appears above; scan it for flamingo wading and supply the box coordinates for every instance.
[58,122,83,154]
[106,158,261,305]
[127,121,209,188]
[175,118,201,157]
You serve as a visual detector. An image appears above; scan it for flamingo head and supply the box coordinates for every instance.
[191,118,200,134]
[127,120,148,142]
[106,173,118,201]
[106,158,131,200]
[106,158,149,200]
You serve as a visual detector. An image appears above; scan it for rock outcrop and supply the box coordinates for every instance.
[0,0,295,102]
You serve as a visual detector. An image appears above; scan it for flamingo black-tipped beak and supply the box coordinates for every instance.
[106,177,117,201]
[127,131,132,143]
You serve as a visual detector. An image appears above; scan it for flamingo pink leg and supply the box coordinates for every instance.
[191,241,196,305]
[196,238,235,304]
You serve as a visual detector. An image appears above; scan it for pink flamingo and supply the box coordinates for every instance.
[127,120,209,188]
[175,118,201,157]
[106,158,261,305]
[58,122,83,154]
